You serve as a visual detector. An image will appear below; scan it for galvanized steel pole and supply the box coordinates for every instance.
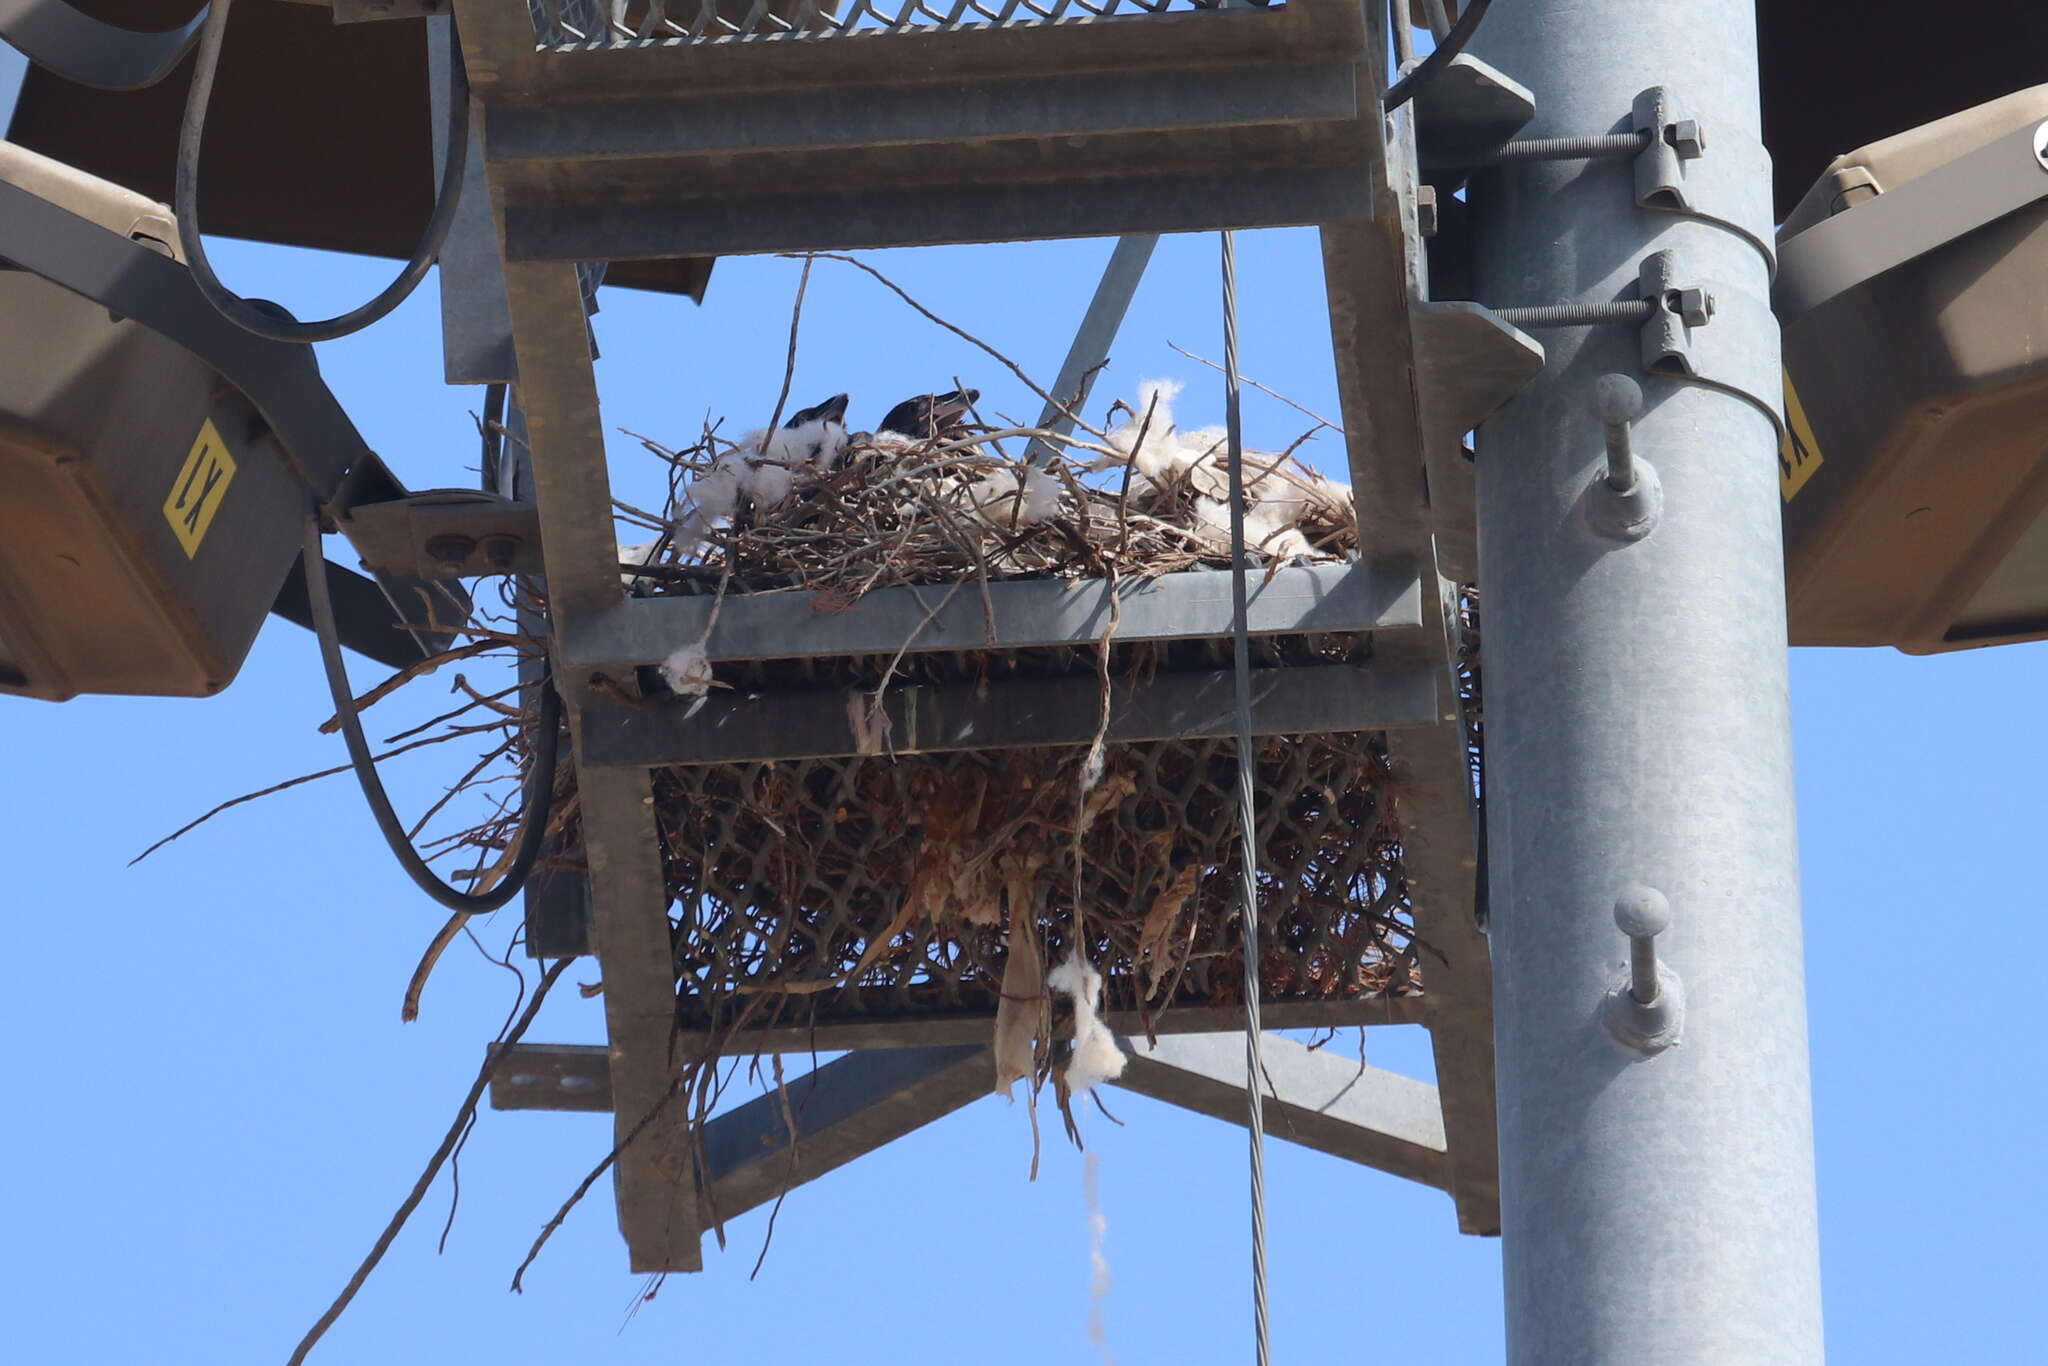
[1469,4,1825,1363]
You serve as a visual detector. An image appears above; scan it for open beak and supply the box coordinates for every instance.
[818,393,852,423]
[932,389,979,425]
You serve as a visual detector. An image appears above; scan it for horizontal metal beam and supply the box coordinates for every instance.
[500,164,1373,261]
[491,996,1427,1111]
[457,0,1355,101]
[568,561,1419,673]
[697,1045,994,1227]
[580,659,1439,766]
[486,64,1359,163]
[270,558,445,669]
[1113,1032,1450,1190]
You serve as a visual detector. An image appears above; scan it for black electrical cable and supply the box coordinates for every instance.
[481,382,509,495]
[1384,0,1493,112]
[174,0,471,343]
[302,514,561,913]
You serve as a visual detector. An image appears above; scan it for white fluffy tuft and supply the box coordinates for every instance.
[741,459,796,507]
[1047,951,1127,1094]
[973,466,1063,526]
[686,462,739,520]
[658,642,713,697]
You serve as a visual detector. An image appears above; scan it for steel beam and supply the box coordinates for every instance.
[1317,7,1501,1237]
[1026,234,1159,468]
[427,15,516,385]
[497,257,701,1273]
[567,560,1420,674]
[696,1046,994,1227]
[491,997,1428,1110]
[1113,1033,1449,1191]
[483,65,1360,163]
[1382,707,1498,1232]
[496,164,1373,263]
[579,660,1440,767]
[1470,3,1824,1360]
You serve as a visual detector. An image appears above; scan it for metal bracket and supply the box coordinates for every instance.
[1632,86,1777,276]
[1411,54,1538,178]
[341,491,546,579]
[1412,301,1546,582]
[1637,249,1786,441]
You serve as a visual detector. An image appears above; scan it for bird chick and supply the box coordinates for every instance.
[1100,378,1197,485]
[972,466,1063,527]
[690,393,850,521]
[730,392,850,475]
[872,389,980,445]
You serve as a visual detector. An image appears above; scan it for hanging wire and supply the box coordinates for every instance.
[1383,0,1492,112]
[301,512,562,913]
[174,0,470,342]
[1220,229,1272,1366]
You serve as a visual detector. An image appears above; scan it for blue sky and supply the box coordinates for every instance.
[4,39,2045,1365]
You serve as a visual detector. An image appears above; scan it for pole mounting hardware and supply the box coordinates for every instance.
[1603,885,1685,1055]
[1583,374,1662,542]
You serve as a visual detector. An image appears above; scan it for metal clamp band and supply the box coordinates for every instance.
[1637,249,1786,443]
[1632,86,1778,278]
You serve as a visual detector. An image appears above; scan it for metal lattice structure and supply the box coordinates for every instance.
[431,0,1544,1272]
[531,0,1285,47]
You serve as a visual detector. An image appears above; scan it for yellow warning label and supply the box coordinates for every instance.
[163,419,236,557]
[1779,372,1824,502]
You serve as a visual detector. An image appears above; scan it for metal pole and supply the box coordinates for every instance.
[1468,4,1824,1363]
[1023,234,1157,466]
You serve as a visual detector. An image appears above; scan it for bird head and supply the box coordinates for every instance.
[876,389,980,442]
[784,393,851,429]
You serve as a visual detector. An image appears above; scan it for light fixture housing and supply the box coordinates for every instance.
[1776,85,2048,653]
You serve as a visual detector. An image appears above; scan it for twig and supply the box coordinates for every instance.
[795,252,1107,440]
[286,958,570,1366]
[317,639,516,735]
[402,911,470,1023]
[382,678,523,744]
[130,727,502,866]
[763,254,815,438]
[510,1078,686,1293]
[1168,341,1345,435]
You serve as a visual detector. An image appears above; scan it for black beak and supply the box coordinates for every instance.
[931,389,979,425]
[786,393,852,428]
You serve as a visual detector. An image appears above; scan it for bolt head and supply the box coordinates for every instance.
[1613,885,1672,939]
[1667,286,1713,328]
[1666,119,1706,158]
[1593,373,1643,425]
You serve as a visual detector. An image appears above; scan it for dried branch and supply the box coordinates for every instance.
[287,958,570,1366]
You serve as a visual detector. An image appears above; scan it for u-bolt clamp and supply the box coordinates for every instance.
[1603,885,1684,1054]
[1583,374,1663,542]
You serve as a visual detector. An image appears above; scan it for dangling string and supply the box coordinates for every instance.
[1220,229,1272,1366]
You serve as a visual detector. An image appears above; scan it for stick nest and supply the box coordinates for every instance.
[539,392,1475,1042]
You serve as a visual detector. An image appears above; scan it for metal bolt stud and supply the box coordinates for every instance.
[1584,375,1662,542]
[1594,373,1643,493]
[1604,884,1684,1054]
